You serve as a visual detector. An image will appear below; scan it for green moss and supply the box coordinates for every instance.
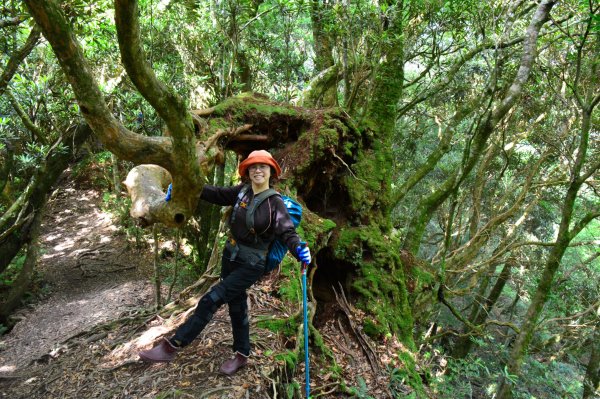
[311,128,339,155]
[343,144,392,228]
[256,314,299,337]
[333,226,415,348]
[275,350,298,370]
[211,93,301,121]
[363,319,386,337]
[394,350,426,398]
[278,256,302,302]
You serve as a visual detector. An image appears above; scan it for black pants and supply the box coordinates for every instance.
[171,244,265,356]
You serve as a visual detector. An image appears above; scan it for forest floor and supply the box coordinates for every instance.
[0,170,401,398]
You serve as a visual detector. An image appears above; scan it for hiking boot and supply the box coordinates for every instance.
[139,338,179,363]
[220,352,248,375]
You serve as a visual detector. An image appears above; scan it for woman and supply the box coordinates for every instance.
[139,150,311,376]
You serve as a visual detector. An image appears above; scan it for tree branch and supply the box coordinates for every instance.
[0,24,41,96]
[114,0,195,143]
[5,88,48,145]
[23,0,173,167]
[492,1,556,123]
[0,16,27,29]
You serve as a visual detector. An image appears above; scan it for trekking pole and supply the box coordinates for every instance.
[301,259,310,398]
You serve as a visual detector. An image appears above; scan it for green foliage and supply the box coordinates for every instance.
[0,253,26,288]
[347,376,377,399]
[430,355,493,398]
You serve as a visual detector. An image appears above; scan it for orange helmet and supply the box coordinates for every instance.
[238,150,282,178]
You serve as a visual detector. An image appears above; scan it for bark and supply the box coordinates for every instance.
[583,322,600,399]
[298,65,340,108]
[402,1,556,255]
[0,146,14,197]
[6,88,48,145]
[0,123,92,274]
[114,1,196,145]
[152,225,162,309]
[111,153,121,198]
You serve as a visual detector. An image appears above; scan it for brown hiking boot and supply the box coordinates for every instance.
[220,352,248,375]
[139,338,179,363]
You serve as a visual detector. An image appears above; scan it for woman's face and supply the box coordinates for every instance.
[248,163,271,186]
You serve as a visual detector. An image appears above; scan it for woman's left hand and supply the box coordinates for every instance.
[296,245,311,265]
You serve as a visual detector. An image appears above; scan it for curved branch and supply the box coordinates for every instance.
[297,64,340,108]
[5,88,48,145]
[23,0,173,167]
[114,0,195,142]
[0,16,27,29]
[492,1,557,123]
[0,24,41,96]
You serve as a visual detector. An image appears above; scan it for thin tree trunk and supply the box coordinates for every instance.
[0,209,43,321]
[582,322,600,399]
[0,24,41,96]
[452,259,513,358]
[166,228,181,303]
[111,153,120,198]
[309,0,336,107]
[496,90,597,399]
[152,224,162,309]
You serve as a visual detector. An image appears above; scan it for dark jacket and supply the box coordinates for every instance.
[200,184,301,258]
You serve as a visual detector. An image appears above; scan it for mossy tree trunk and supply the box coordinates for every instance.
[307,0,336,107]
[0,209,43,321]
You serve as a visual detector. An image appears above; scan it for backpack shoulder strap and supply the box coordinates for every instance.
[229,184,250,226]
[246,188,279,233]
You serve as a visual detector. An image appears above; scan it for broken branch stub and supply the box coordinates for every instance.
[123,164,188,227]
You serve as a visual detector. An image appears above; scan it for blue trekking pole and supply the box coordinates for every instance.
[301,259,310,398]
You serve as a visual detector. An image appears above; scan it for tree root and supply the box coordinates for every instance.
[333,283,379,374]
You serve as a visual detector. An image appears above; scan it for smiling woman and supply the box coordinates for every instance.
[138,149,311,376]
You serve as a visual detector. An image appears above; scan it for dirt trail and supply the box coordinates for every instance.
[0,174,154,373]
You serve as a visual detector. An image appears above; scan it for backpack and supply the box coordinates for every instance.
[231,185,303,273]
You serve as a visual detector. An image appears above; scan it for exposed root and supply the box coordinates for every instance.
[333,283,379,374]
